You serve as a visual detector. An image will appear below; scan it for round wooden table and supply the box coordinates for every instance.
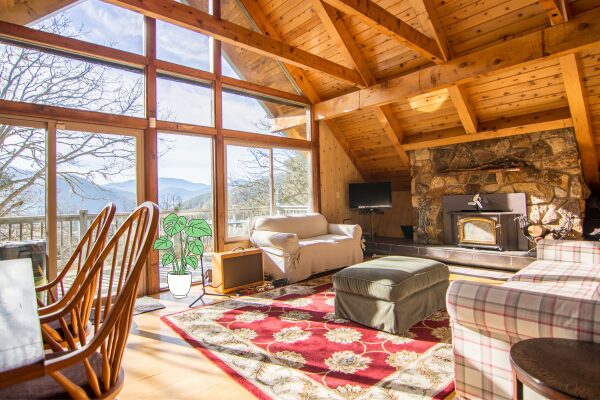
[509,338,600,400]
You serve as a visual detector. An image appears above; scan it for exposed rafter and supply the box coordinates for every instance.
[407,0,452,61]
[0,0,78,25]
[311,0,410,168]
[314,7,600,120]
[403,108,573,150]
[559,53,599,189]
[310,1,374,86]
[373,106,410,167]
[448,84,478,134]
[320,0,445,63]
[236,0,369,180]
[105,0,364,87]
[539,0,570,26]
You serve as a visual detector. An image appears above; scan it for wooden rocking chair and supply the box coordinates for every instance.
[37,203,116,349]
[36,203,116,307]
[0,201,159,399]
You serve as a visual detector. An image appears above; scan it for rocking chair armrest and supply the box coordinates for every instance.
[0,362,46,389]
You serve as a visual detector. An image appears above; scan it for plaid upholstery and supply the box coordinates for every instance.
[508,260,600,287]
[447,280,600,400]
[503,280,599,300]
[536,239,600,263]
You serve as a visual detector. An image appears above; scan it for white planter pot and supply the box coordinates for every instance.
[167,272,192,298]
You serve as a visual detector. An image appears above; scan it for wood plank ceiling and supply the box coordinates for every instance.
[2,0,600,190]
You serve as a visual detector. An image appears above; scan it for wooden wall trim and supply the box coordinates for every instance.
[314,7,600,120]
[143,16,159,294]
[222,129,312,149]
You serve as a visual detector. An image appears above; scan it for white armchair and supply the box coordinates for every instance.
[250,213,363,283]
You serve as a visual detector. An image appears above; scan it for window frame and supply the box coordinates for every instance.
[224,140,313,242]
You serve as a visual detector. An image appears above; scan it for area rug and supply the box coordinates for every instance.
[161,276,454,400]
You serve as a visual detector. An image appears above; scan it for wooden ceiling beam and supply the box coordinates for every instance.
[448,84,478,134]
[314,7,600,120]
[407,0,452,61]
[559,53,599,190]
[320,0,445,63]
[0,0,78,25]
[105,0,364,87]
[539,0,570,26]
[373,105,410,167]
[236,0,369,180]
[403,108,573,150]
[311,1,375,86]
[311,0,410,168]
[235,0,321,103]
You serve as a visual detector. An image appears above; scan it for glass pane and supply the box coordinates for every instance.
[226,145,270,238]
[273,149,311,215]
[220,0,301,95]
[29,0,144,55]
[157,75,213,126]
[222,44,301,95]
[0,124,47,285]
[158,133,214,288]
[178,0,210,13]
[157,20,212,71]
[0,42,144,117]
[56,129,137,284]
[222,90,308,139]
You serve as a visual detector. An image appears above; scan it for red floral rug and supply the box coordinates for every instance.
[162,276,454,399]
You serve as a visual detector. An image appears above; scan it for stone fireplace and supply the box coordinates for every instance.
[410,128,590,247]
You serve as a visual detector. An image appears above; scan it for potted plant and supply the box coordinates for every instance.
[153,213,212,298]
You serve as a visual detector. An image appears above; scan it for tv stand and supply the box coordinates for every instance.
[359,208,384,241]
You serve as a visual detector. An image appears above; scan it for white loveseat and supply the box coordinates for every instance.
[249,213,363,283]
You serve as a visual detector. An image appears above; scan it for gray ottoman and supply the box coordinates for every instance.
[333,256,449,334]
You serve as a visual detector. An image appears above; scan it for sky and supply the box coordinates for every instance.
[22,0,303,186]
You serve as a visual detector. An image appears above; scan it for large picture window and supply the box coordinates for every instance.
[30,0,145,55]
[222,89,309,140]
[0,42,144,117]
[226,144,311,239]
[157,75,213,126]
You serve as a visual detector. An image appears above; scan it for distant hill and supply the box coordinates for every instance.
[8,171,212,216]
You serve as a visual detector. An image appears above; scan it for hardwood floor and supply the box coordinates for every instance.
[120,270,504,399]
[120,286,255,400]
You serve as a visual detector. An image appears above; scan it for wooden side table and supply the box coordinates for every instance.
[509,338,600,400]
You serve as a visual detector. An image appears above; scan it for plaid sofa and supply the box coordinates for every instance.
[447,240,600,400]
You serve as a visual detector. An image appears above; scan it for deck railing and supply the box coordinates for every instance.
[0,205,309,267]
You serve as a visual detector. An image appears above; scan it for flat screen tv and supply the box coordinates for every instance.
[349,182,392,209]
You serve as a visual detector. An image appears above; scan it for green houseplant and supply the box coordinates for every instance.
[153,213,212,298]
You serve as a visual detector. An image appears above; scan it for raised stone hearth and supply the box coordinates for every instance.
[410,128,590,245]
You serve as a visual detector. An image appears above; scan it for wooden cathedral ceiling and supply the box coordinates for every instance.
[2,0,600,190]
